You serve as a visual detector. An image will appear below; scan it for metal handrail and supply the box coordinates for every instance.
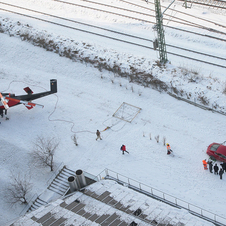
[97,168,226,226]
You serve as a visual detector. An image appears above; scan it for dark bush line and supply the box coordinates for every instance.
[1,18,225,114]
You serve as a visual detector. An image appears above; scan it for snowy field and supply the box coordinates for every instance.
[0,0,226,225]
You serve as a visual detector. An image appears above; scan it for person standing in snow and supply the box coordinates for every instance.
[223,162,226,172]
[214,163,219,175]
[208,160,213,173]
[166,143,173,155]
[219,168,224,180]
[120,144,129,155]
[202,159,208,170]
[220,162,226,172]
[96,130,102,140]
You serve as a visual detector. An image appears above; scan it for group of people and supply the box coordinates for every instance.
[202,159,225,179]
[96,130,129,155]
[97,130,174,156]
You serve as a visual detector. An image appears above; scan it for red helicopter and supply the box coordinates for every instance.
[0,79,57,120]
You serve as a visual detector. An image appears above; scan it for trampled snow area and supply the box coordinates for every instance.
[0,0,226,225]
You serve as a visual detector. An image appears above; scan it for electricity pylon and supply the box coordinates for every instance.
[154,0,168,64]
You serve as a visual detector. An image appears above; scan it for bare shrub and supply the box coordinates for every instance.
[191,69,199,75]
[198,95,209,106]
[72,134,78,146]
[188,76,198,83]
[186,92,192,99]
[5,172,32,205]
[180,67,189,76]
[155,60,162,67]
[155,135,159,143]
[163,136,166,146]
[31,136,59,171]
[171,85,179,95]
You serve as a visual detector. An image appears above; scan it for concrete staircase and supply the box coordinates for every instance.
[28,166,76,213]
[28,197,48,212]
[47,166,76,196]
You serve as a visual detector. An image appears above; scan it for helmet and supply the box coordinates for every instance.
[166,143,169,146]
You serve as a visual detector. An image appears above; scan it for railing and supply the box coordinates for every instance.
[84,171,99,182]
[97,168,226,226]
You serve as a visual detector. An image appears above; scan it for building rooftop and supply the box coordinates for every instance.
[10,178,214,226]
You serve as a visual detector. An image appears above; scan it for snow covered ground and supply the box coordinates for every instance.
[0,0,226,225]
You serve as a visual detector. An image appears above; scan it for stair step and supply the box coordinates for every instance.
[51,181,68,190]
[32,203,41,208]
[48,187,66,196]
[54,178,69,186]
[36,198,48,206]
[57,174,70,181]
[49,185,67,193]
[60,171,74,178]
[63,167,77,174]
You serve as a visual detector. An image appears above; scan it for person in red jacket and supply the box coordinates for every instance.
[120,145,129,155]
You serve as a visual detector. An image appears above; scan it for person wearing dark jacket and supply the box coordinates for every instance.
[220,162,226,172]
[208,161,213,173]
[219,168,224,179]
[214,163,219,175]
[96,130,102,140]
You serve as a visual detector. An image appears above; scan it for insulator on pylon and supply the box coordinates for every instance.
[153,39,159,50]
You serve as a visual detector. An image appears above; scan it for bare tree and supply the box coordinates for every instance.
[5,172,32,205]
[32,136,59,171]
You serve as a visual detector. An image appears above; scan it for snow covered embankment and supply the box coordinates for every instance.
[1,17,226,114]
